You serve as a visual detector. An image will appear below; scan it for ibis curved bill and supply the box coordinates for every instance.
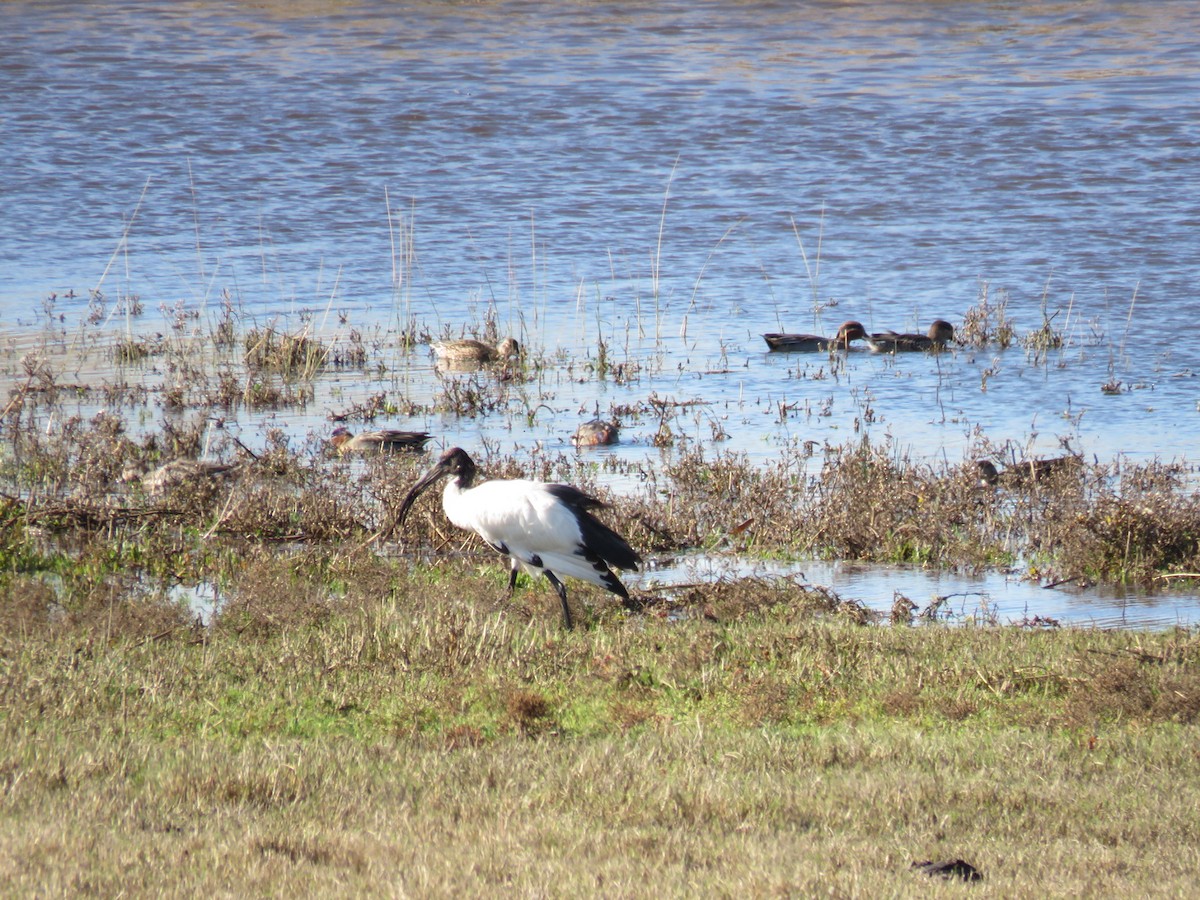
[395,448,640,629]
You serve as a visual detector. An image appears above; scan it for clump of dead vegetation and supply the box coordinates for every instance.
[244,326,328,376]
[956,282,1017,348]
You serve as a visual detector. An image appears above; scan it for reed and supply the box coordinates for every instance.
[956,280,1016,348]
[790,205,827,325]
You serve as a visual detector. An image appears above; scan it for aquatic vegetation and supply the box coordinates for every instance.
[5,312,1200,599]
[3,297,1200,898]
[957,281,1016,348]
[244,326,329,377]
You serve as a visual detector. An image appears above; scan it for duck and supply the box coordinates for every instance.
[762,321,868,352]
[139,458,240,495]
[571,419,620,447]
[430,336,520,364]
[864,319,955,353]
[975,455,1083,487]
[330,427,432,455]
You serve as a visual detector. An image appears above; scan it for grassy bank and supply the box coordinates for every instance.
[3,564,1200,896]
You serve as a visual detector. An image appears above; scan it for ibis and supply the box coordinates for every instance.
[762,320,868,352]
[394,447,641,629]
[330,427,432,455]
[864,319,955,353]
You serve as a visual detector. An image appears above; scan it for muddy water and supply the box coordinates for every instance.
[4,1,1200,628]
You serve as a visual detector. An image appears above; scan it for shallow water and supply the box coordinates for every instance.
[4,1,1200,627]
[640,554,1200,631]
[171,557,1198,631]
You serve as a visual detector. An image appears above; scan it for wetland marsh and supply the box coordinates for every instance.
[5,0,1200,894]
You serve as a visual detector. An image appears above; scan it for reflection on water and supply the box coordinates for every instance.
[639,554,1200,631]
[170,581,222,627]
[4,1,1200,627]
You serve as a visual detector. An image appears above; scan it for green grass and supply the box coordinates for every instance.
[3,562,1200,895]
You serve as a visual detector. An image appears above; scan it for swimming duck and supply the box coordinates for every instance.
[571,419,620,447]
[431,336,520,364]
[762,321,868,352]
[865,320,955,353]
[330,427,432,455]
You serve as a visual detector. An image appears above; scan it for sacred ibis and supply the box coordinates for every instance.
[762,320,867,352]
[394,447,641,629]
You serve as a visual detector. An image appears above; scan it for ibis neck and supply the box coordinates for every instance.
[441,476,474,530]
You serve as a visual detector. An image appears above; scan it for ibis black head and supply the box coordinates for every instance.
[431,447,476,480]
[394,447,477,529]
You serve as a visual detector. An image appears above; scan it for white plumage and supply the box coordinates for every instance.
[395,448,641,629]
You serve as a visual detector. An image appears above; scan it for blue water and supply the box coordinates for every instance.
[4,0,1200,627]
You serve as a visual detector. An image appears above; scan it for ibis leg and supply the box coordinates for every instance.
[508,559,519,594]
[544,571,573,630]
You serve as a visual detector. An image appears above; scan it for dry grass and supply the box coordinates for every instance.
[957,281,1017,349]
[244,325,328,376]
[3,565,1200,895]
[6,409,1200,589]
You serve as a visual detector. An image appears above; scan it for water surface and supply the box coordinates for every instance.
[4,0,1200,627]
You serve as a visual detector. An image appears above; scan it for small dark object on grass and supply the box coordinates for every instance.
[911,858,983,882]
[392,447,641,630]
